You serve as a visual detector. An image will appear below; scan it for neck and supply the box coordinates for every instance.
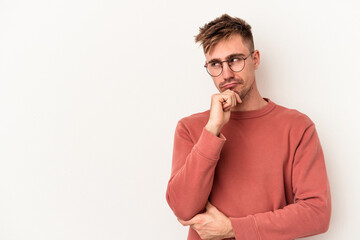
[231,81,267,112]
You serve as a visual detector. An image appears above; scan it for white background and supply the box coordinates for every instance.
[0,0,359,239]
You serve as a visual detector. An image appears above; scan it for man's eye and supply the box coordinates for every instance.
[230,58,241,63]
[210,62,221,67]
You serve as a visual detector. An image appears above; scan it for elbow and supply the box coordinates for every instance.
[166,185,202,221]
[319,196,332,234]
[300,195,331,236]
[314,215,330,236]
[314,215,330,235]
[166,191,198,221]
[312,199,332,235]
[174,209,198,222]
[319,207,331,234]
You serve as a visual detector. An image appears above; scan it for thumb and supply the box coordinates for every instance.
[234,92,242,104]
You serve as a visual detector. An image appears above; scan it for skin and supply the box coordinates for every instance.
[178,34,268,239]
[178,202,234,239]
[204,34,267,136]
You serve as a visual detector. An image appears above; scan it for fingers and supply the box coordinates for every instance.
[205,201,215,212]
[221,94,233,110]
[234,91,242,104]
[206,201,217,213]
[221,90,240,111]
[177,216,197,226]
[177,218,191,226]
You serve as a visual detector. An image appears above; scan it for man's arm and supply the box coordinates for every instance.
[181,123,331,240]
[166,90,240,221]
[179,201,235,239]
[230,124,331,239]
[166,120,226,221]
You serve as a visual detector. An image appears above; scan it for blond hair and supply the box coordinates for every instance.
[195,14,254,54]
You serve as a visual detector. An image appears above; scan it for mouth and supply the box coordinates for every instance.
[222,83,239,89]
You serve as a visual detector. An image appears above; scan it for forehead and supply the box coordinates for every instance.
[205,34,249,60]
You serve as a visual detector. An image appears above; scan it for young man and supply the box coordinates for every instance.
[166,14,331,240]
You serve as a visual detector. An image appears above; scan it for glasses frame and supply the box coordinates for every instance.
[204,51,254,77]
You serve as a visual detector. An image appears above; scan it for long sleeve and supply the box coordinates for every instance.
[166,120,226,220]
[229,123,331,240]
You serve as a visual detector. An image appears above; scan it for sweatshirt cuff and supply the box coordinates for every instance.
[230,215,260,240]
[194,127,226,161]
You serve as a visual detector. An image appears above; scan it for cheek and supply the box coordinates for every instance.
[213,77,221,85]
[237,73,253,88]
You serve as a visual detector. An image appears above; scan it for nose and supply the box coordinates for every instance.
[221,61,234,80]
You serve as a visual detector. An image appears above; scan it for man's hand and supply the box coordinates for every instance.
[178,202,235,240]
[205,90,242,136]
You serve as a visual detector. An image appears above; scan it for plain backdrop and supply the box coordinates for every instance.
[1,0,359,239]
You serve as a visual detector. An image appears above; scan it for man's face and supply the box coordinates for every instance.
[205,34,260,100]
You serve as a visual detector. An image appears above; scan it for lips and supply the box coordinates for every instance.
[222,83,238,89]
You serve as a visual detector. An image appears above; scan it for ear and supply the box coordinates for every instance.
[253,50,260,70]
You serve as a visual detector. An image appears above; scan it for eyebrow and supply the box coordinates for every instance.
[207,53,247,64]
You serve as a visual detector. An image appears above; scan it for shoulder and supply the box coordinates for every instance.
[272,101,314,129]
[270,100,318,146]
[177,109,210,127]
[174,110,210,140]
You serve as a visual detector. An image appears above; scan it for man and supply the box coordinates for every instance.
[166,14,331,240]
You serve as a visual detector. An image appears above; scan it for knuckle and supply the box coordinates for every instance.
[196,216,204,224]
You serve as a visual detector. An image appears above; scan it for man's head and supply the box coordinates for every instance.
[195,14,260,101]
[195,14,254,55]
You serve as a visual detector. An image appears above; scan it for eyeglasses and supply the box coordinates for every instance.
[204,51,254,77]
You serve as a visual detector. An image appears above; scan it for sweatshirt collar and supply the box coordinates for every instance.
[229,98,276,119]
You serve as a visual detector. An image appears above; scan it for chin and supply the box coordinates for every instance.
[233,87,243,97]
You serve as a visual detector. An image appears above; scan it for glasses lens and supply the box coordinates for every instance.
[206,64,222,77]
[229,58,245,72]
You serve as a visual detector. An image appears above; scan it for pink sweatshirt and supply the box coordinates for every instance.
[166,98,331,240]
